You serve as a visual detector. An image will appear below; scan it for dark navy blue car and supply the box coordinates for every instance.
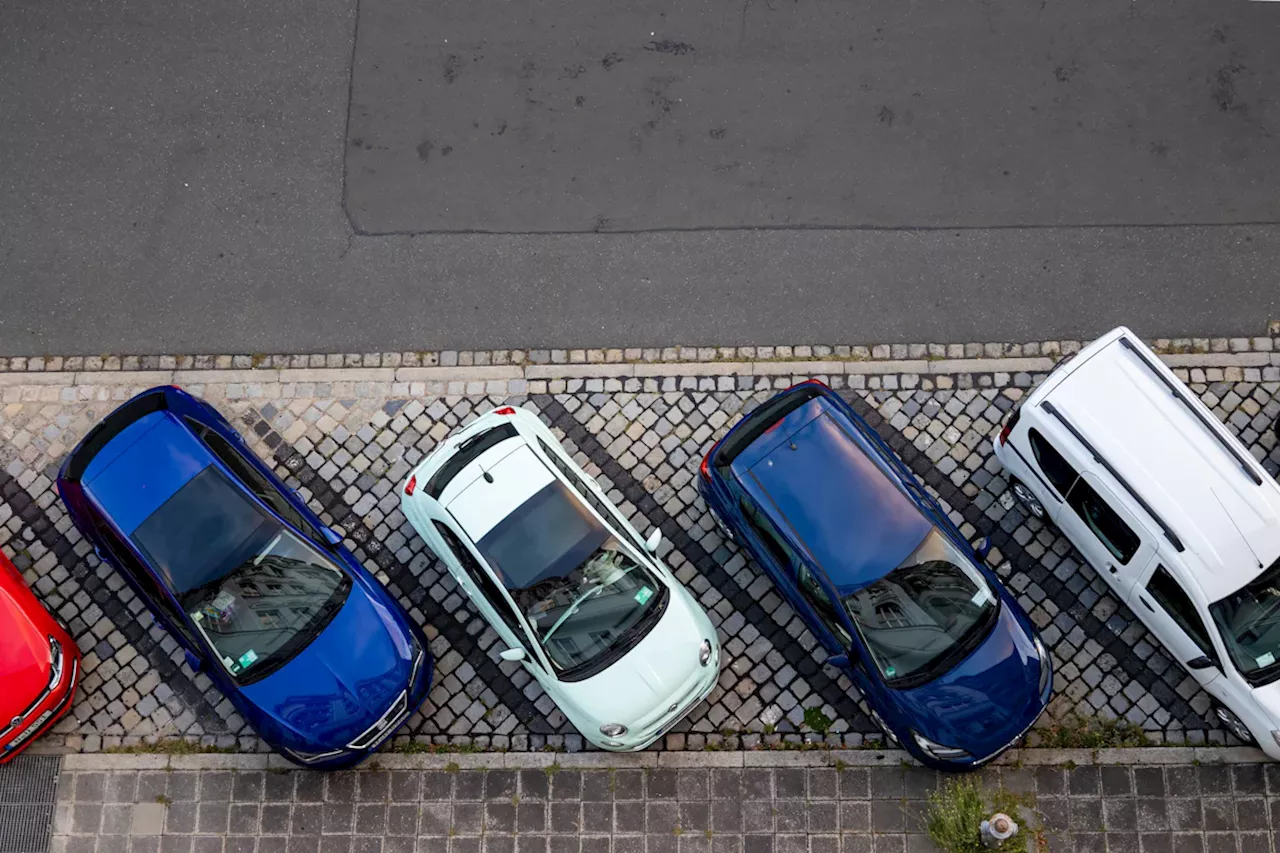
[699,381,1051,769]
[57,386,432,769]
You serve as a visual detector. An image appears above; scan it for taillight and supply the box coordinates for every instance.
[997,408,1021,445]
[404,475,417,496]
[494,406,516,416]
[700,439,723,482]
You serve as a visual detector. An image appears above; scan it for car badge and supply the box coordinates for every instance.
[10,715,21,729]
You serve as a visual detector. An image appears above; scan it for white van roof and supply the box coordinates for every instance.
[1032,327,1280,603]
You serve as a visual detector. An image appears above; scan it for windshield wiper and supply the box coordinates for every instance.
[542,585,606,642]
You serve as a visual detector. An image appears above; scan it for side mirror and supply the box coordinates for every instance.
[322,526,344,548]
[644,530,663,554]
[183,649,203,673]
[499,648,527,662]
[972,536,992,559]
[1187,655,1216,671]
[824,654,850,669]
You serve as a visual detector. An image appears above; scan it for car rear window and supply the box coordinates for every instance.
[64,389,167,482]
[713,386,824,469]
[425,423,517,498]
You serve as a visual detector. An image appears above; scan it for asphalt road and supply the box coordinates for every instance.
[0,0,1277,356]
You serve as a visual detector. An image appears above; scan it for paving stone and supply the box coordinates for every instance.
[4,369,1275,755]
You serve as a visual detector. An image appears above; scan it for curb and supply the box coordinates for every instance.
[0,325,1275,380]
[57,746,1272,773]
[0,350,1276,396]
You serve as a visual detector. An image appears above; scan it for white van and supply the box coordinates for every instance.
[992,327,1280,756]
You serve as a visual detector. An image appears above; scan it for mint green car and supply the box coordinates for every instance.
[400,405,720,750]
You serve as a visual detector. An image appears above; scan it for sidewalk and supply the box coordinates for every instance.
[42,749,1280,853]
[0,327,1276,758]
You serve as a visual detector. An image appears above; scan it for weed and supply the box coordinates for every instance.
[803,708,833,735]
[392,741,483,755]
[545,762,561,777]
[444,762,460,774]
[154,795,172,807]
[924,778,988,853]
[925,779,1029,853]
[1036,715,1150,749]
[832,759,849,773]
[102,739,236,755]
[672,826,683,837]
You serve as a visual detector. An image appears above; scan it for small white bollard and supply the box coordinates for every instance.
[979,812,1018,849]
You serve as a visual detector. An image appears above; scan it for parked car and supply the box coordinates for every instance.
[1,551,81,762]
[699,380,1051,769]
[993,327,1280,756]
[400,405,720,751]
[57,386,431,769]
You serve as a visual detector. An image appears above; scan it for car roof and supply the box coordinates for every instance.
[732,396,932,595]
[82,411,216,536]
[1030,328,1280,602]
[444,441,556,543]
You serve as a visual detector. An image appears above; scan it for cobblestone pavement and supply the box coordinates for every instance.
[44,755,1280,853]
[0,336,1276,754]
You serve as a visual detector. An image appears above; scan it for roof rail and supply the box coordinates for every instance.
[1041,401,1185,553]
[1117,337,1263,486]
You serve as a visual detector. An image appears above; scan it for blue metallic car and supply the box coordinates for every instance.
[57,386,432,769]
[698,381,1051,769]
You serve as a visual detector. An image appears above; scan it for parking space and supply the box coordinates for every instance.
[0,341,1276,754]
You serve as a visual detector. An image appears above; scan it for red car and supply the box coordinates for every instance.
[0,551,80,761]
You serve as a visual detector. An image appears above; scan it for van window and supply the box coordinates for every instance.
[1065,479,1141,564]
[1028,429,1078,496]
[1146,567,1215,660]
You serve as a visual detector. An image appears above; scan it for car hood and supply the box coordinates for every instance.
[0,582,52,720]
[552,584,716,727]
[890,602,1045,758]
[240,582,413,748]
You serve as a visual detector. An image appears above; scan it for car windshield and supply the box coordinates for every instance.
[133,465,350,681]
[1210,557,1280,687]
[477,481,664,673]
[841,528,998,687]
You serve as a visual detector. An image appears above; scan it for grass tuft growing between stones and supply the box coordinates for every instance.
[1034,714,1150,749]
[102,739,238,755]
[803,707,833,735]
[926,779,1033,853]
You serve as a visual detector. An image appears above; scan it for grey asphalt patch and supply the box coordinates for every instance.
[346,0,1280,233]
[2,0,1279,357]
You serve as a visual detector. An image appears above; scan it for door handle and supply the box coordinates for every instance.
[1139,597,1155,612]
